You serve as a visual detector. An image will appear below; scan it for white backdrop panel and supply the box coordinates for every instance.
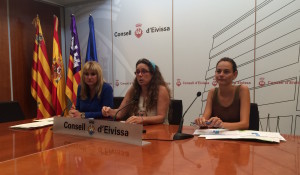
[173,0,255,125]
[112,0,172,96]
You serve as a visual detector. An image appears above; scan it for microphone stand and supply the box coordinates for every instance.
[173,92,201,140]
[61,102,73,116]
[113,97,138,121]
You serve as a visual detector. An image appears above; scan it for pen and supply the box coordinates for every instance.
[190,121,212,125]
[205,121,211,125]
[190,122,197,127]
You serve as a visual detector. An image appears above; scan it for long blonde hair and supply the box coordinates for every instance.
[80,61,104,100]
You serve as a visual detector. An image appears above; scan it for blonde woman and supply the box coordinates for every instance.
[69,61,113,119]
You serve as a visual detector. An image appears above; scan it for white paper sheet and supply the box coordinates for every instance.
[10,117,53,129]
[194,129,286,143]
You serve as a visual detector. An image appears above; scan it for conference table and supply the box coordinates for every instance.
[0,119,299,175]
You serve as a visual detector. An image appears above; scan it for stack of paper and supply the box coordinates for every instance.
[193,129,286,143]
[10,117,54,129]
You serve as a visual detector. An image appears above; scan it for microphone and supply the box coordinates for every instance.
[173,91,201,140]
[61,102,73,116]
[113,96,139,121]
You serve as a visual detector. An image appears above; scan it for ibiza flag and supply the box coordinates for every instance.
[66,14,81,106]
[51,15,67,115]
[85,15,98,62]
[31,15,55,119]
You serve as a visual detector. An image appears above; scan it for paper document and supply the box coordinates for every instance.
[10,117,53,129]
[193,129,228,135]
[33,117,54,122]
[194,129,286,143]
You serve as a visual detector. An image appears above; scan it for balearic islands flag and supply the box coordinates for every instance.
[85,15,98,62]
[31,15,55,119]
[66,14,82,106]
[51,15,67,115]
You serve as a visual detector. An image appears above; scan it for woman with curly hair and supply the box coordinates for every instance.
[102,58,171,125]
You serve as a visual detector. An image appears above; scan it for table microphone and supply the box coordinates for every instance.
[173,91,201,140]
[113,96,139,121]
[61,102,73,116]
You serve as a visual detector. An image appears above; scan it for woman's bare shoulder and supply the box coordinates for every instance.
[208,87,216,94]
[239,84,249,92]
[158,85,168,94]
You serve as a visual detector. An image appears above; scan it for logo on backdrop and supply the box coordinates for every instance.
[114,80,170,87]
[115,80,133,86]
[176,78,209,87]
[135,23,143,38]
[145,26,170,34]
[212,78,218,86]
[259,77,265,87]
[175,78,254,87]
[176,79,182,87]
[258,77,299,86]
[114,23,171,39]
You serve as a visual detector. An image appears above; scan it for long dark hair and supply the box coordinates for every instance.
[129,58,170,115]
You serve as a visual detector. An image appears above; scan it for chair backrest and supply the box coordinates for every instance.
[249,103,259,131]
[168,99,183,125]
[113,97,124,109]
[0,101,25,123]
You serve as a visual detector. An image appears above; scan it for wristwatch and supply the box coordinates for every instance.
[81,112,85,119]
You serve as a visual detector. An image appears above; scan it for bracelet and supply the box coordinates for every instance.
[81,112,85,119]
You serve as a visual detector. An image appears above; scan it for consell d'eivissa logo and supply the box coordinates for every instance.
[63,122,129,136]
[114,23,171,38]
[176,78,209,87]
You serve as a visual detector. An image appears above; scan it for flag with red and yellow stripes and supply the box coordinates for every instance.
[52,15,67,115]
[31,15,54,119]
[66,14,81,106]
[35,127,53,168]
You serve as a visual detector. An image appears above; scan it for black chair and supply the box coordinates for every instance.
[249,103,259,131]
[113,97,131,120]
[0,101,25,123]
[168,99,183,125]
[113,97,124,109]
